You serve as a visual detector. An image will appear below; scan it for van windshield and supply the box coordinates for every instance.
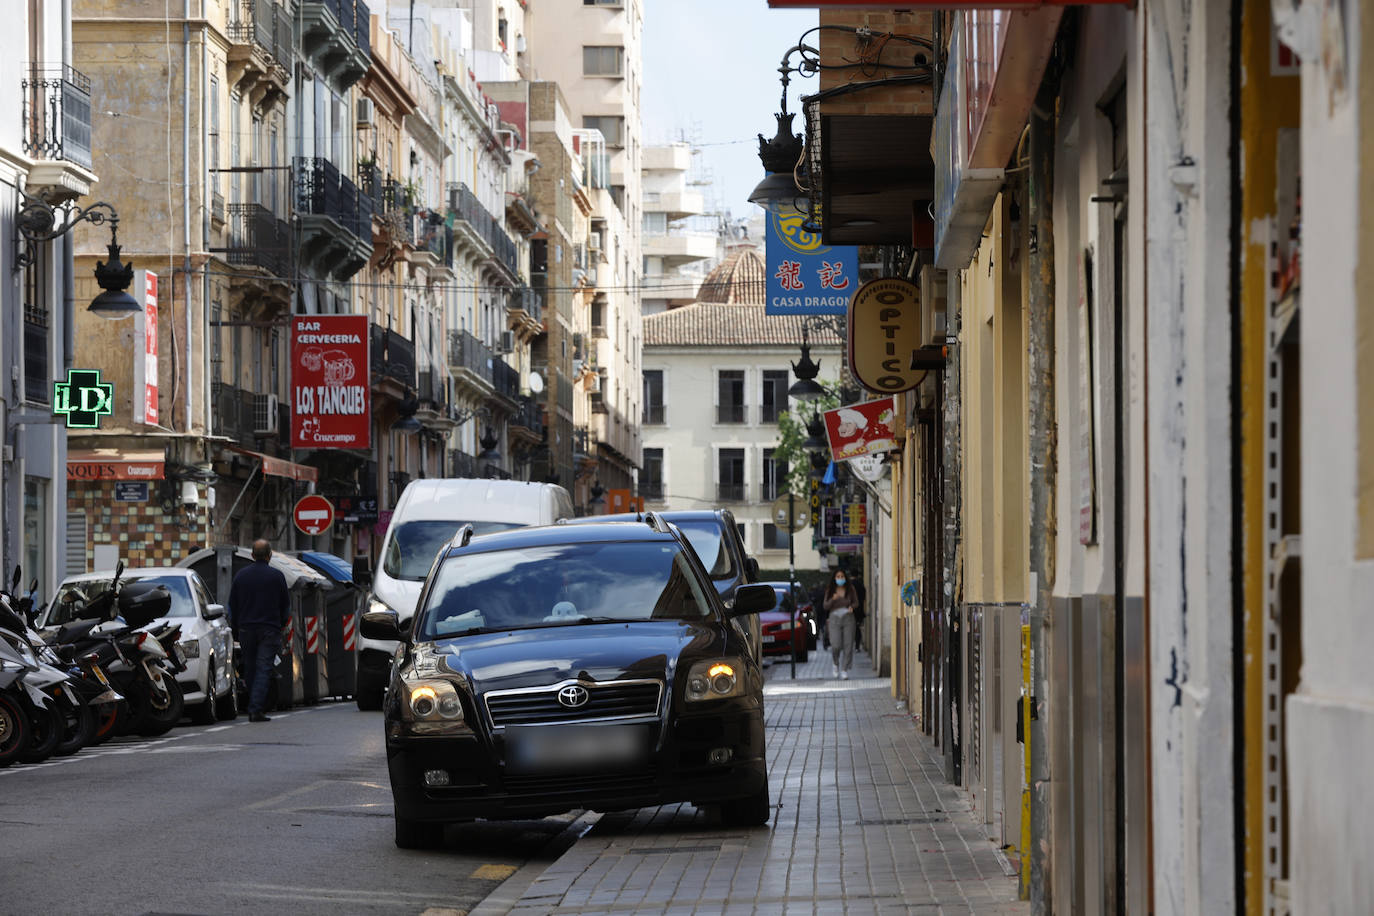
[671,519,736,579]
[383,520,523,581]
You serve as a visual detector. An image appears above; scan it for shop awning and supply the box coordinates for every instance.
[67,449,165,481]
[226,445,318,483]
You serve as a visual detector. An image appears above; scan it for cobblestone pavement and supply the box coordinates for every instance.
[495,647,1028,915]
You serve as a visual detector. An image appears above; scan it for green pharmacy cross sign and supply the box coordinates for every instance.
[53,369,114,429]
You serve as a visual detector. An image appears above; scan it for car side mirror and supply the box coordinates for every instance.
[745,557,760,582]
[360,609,402,641]
[730,584,775,617]
[351,556,373,589]
[205,603,226,621]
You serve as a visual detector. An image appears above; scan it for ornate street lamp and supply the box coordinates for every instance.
[748,44,817,209]
[15,194,140,319]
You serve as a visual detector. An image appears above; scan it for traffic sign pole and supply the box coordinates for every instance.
[788,491,796,681]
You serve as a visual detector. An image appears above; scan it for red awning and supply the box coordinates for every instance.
[67,449,165,481]
[227,446,318,483]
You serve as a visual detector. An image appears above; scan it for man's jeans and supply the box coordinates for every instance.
[239,625,280,715]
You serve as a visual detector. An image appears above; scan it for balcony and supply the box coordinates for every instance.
[448,329,494,398]
[370,325,416,392]
[449,449,480,479]
[21,65,95,202]
[642,228,716,268]
[219,203,290,277]
[446,182,521,279]
[295,156,372,280]
[716,482,746,503]
[508,394,545,446]
[300,0,371,92]
[211,381,285,448]
[490,354,520,405]
[507,285,542,335]
[227,0,293,111]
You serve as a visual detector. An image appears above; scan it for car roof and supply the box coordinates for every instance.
[59,567,195,584]
[397,477,560,520]
[580,509,725,525]
[443,519,678,557]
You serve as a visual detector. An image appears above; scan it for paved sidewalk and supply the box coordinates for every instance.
[498,648,1027,915]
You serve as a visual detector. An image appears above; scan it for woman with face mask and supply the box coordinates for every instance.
[822,568,858,679]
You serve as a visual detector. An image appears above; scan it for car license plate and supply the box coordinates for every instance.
[762,635,775,644]
[505,723,649,776]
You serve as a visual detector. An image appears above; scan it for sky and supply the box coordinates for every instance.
[642,1,818,221]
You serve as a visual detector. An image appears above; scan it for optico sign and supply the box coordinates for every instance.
[847,278,923,394]
[291,315,371,450]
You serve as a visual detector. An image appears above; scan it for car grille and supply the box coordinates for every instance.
[503,766,658,797]
[485,680,662,727]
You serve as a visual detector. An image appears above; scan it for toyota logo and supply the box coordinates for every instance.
[557,685,590,708]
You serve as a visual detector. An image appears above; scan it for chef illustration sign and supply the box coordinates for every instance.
[290,315,371,450]
[822,397,896,462]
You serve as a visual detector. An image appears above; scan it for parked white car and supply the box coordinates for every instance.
[41,567,237,724]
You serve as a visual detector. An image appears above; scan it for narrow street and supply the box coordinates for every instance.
[0,703,570,916]
[2,650,1020,916]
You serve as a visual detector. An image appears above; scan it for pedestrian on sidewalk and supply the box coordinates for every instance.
[228,539,291,722]
[823,568,858,679]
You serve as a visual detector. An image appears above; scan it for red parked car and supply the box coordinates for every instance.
[759,581,810,662]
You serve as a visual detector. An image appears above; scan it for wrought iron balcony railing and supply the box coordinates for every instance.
[224,203,290,276]
[21,65,92,170]
[448,329,494,383]
[447,182,520,277]
[295,156,371,242]
[368,326,416,389]
[229,0,294,72]
[492,355,520,401]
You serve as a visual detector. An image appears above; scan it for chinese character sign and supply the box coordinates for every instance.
[290,315,371,450]
[764,201,859,316]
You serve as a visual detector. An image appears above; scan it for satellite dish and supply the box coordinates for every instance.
[527,371,545,393]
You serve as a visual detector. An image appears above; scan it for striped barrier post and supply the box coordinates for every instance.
[305,615,320,655]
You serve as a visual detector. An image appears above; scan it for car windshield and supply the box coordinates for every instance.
[415,540,715,641]
[383,520,524,581]
[44,574,195,626]
[672,519,735,579]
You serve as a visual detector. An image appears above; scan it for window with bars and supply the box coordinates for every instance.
[762,448,788,502]
[643,369,664,424]
[716,370,745,424]
[22,245,49,404]
[761,369,789,423]
[717,448,745,502]
[642,448,664,500]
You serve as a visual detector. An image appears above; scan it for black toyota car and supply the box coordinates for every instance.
[361,515,776,848]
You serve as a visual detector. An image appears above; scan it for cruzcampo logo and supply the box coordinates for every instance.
[53,369,114,429]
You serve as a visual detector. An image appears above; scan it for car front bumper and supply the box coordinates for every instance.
[387,705,766,821]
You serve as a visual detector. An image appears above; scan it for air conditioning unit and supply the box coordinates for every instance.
[498,330,516,353]
[253,393,279,435]
[587,233,601,253]
[356,98,374,128]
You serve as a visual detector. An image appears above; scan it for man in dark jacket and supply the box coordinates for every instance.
[228,539,290,722]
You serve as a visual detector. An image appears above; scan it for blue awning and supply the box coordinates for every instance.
[297,551,354,585]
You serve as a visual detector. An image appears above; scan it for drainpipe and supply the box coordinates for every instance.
[183,0,194,436]
[1026,84,1057,916]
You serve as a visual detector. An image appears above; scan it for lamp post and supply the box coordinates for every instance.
[789,315,847,401]
[748,43,819,210]
[14,193,141,318]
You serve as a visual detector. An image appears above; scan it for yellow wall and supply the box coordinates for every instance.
[1238,0,1300,904]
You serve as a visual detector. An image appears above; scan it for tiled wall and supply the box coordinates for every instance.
[68,482,206,570]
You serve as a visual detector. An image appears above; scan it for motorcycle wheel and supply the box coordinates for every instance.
[54,696,95,756]
[17,700,62,764]
[91,702,120,744]
[133,673,184,736]
[0,693,28,767]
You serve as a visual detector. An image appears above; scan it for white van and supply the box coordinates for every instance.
[355,478,573,708]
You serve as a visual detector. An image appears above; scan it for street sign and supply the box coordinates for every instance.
[53,369,114,429]
[769,493,811,532]
[764,202,858,315]
[294,494,335,536]
[113,482,149,502]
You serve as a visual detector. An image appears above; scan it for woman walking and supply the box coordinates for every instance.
[823,569,858,679]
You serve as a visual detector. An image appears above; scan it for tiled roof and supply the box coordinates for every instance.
[696,246,766,305]
[644,302,845,348]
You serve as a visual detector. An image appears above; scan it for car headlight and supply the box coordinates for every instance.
[685,658,747,702]
[399,675,469,734]
[177,639,200,659]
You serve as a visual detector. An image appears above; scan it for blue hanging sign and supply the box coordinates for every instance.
[764,201,859,316]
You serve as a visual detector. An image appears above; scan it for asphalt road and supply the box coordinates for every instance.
[0,702,573,916]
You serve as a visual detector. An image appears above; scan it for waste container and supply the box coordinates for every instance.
[292,551,361,701]
[179,546,331,711]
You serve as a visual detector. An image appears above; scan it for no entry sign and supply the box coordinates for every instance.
[294,494,335,536]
